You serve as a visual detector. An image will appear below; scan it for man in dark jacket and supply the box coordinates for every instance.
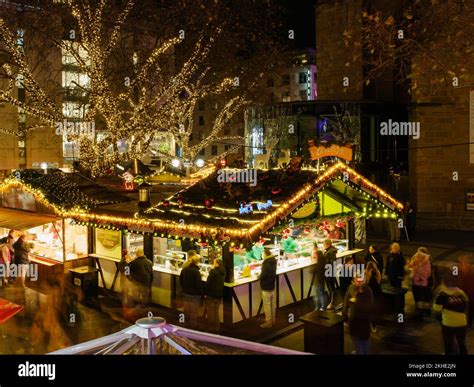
[386,243,405,287]
[259,248,277,328]
[364,245,384,273]
[323,239,338,310]
[13,234,30,287]
[128,248,153,304]
[343,275,374,354]
[385,243,406,313]
[205,258,226,333]
[180,255,203,329]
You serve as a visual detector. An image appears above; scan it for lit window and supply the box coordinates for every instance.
[299,72,307,84]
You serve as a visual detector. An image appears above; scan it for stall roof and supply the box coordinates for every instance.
[0,208,58,230]
[1,169,132,214]
[67,163,403,239]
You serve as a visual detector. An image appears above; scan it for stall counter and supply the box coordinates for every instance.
[151,248,363,324]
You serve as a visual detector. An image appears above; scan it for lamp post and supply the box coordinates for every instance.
[40,162,48,175]
[138,181,152,213]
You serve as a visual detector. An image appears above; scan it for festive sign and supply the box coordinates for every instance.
[95,229,122,261]
[308,142,353,161]
[239,203,253,214]
[121,171,134,190]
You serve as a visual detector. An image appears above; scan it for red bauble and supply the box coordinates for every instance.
[162,200,170,207]
[204,198,214,209]
[271,187,282,195]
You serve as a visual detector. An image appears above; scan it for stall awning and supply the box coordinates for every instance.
[0,208,58,231]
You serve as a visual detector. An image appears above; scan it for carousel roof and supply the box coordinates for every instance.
[50,317,306,355]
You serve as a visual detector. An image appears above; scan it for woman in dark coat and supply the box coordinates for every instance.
[343,275,374,354]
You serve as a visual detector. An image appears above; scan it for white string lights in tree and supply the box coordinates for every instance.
[0,1,248,175]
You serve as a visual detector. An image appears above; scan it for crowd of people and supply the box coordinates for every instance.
[310,240,473,355]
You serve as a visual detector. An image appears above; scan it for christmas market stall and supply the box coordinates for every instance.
[0,169,131,278]
[67,162,403,326]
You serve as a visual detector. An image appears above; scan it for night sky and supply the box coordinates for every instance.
[280,0,316,49]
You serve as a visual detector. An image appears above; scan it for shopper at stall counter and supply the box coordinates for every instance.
[128,248,153,305]
[182,250,199,269]
[0,229,15,244]
[259,248,277,328]
[205,258,225,333]
[312,246,327,311]
[342,274,374,355]
[180,255,203,329]
[433,270,469,355]
[13,234,30,287]
[0,236,13,287]
[323,239,338,310]
[364,245,383,274]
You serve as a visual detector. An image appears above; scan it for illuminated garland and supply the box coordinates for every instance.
[0,170,124,215]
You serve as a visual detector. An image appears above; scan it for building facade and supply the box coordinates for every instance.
[314,0,474,230]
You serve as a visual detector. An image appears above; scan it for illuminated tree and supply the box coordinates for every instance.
[0,0,285,176]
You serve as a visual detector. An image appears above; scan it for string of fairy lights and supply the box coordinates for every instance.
[0,162,403,245]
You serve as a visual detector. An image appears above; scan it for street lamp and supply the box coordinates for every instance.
[138,181,152,213]
[40,162,48,175]
[195,158,205,168]
[171,158,180,168]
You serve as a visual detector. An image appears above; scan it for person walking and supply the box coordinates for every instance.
[342,274,374,354]
[404,202,416,240]
[385,242,406,313]
[205,258,225,333]
[128,248,153,305]
[407,251,432,320]
[433,271,469,355]
[459,256,474,327]
[180,254,203,329]
[312,246,327,311]
[119,249,133,309]
[323,239,338,310]
[364,245,384,273]
[0,236,14,287]
[365,261,382,332]
[13,234,30,287]
[259,248,277,328]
